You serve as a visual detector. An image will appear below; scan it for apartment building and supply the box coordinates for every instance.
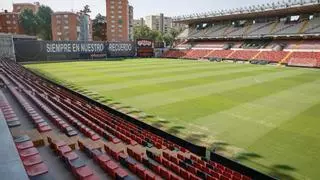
[51,12,80,41]
[13,2,40,13]
[106,0,129,41]
[0,11,22,34]
[145,13,185,33]
[134,18,145,27]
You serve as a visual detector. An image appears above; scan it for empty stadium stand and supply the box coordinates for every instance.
[0,59,277,179]
[167,1,320,68]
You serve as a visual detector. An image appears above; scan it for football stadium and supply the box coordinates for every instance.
[0,0,320,180]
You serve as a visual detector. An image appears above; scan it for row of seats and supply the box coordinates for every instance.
[287,52,320,67]
[162,50,187,58]
[79,140,133,179]
[5,70,101,141]
[163,49,320,66]
[0,60,253,180]
[228,51,258,60]
[255,51,289,62]
[174,40,320,51]
[7,85,52,132]
[25,90,78,137]
[127,146,183,180]
[0,92,21,127]
[48,137,100,180]
[14,135,50,178]
[181,17,320,39]
[183,49,212,59]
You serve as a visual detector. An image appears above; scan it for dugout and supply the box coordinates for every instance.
[136,39,154,57]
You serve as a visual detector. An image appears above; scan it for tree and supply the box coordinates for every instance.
[133,25,160,41]
[92,13,106,41]
[168,28,180,39]
[19,9,38,36]
[163,33,174,47]
[36,5,53,40]
[81,5,91,14]
[133,25,184,47]
[162,28,183,47]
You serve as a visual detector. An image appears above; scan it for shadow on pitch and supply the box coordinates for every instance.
[234,152,263,161]
[185,133,208,144]
[167,125,185,135]
[151,119,170,128]
[210,142,230,152]
[268,164,297,180]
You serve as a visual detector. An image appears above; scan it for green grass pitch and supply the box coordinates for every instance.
[25,58,320,180]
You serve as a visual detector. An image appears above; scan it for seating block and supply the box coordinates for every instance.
[26,163,49,177]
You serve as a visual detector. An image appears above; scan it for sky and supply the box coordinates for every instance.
[0,0,279,19]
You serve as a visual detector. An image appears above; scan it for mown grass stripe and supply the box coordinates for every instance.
[97,67,279,100]
[121,69,307,109]
[88,64,272,90]
[29,60,234,80]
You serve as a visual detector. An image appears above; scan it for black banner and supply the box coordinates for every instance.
[14,40,46,62]
[107,42,136,57]
[46,41,106,54]
[14,40,136,62]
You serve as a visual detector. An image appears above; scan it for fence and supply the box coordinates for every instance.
[0,33,15,61]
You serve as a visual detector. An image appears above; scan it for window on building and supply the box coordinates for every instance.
[0,27,2,29]
[13,21,16,24]
[111,11,114,14]
[111,29,115,32]
[6,21,11,24]
[111,16,115,19]
[57,32,62,35]
[111,25,115,27]
[57,20,61,24]
[56,15,61,18]
[118,16,122,18]
[64,26,69,29]
[111,5,115,9]
[17,6,21,9]
[64,15,68,18]
[118,24,122,28]
[118,10,122,14]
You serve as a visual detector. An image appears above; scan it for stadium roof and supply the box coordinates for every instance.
[173,0,320,24]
